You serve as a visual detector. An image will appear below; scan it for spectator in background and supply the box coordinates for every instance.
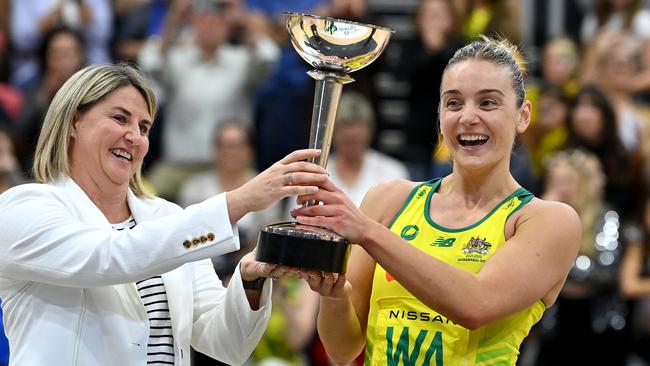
[565,85,643,220]
[399,0,465,181]
[460,0,520,43]
[520,84,570,181]
[178,121,280,277]
[581,0,650,95]
[580,0,650,43]
[179,122,318,366]
[522,38,580,186]
[526,37,580,118]
[15,26,86,178]
[9,0,111,89]
[139,0,279,201]
[620,196,650,365]
[112,0,170,63]
[538,149,628,366]
[328,91,408,207]
[0,127,23,195]
[539,37,581,99]
[0,30,23,128]
[582,31,649,153]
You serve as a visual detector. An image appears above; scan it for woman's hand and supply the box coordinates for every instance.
[290,177,378,244]
[227,149,328,224]
[305,272,351,299]
[239,248,328,282]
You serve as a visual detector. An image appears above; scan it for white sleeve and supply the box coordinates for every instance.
[190,261,272,365]
[0,187,240,287]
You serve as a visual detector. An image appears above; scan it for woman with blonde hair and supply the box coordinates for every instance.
[539,148,628,365]
[0,63,328,365]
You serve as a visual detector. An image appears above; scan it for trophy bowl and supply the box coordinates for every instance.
[256,13,393,273]
[285,12,393,77]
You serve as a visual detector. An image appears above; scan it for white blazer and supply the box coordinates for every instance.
[0,178,272,366]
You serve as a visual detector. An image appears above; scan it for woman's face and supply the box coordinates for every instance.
[601,46,637,93]
[333,122,371,160]
[538,93,567,129]
[193,10,230,51]
[439,59,530,171]
[69,85,151,191]
[47,32,84,82]
[570,96,604,146]
[545,161,580,206]
[417,0,453,36]
[215,125,251,173]
[542,41,576,86]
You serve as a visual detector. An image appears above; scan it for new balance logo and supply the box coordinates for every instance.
[431,237,455,247]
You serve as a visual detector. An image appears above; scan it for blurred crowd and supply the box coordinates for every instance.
[3,0,650,365]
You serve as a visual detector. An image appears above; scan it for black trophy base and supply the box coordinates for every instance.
[256,222,350,273]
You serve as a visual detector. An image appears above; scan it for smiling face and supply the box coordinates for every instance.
[69,85,152,193]
[439,59,530,172]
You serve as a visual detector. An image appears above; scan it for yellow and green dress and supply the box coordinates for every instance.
[365,178,543,366]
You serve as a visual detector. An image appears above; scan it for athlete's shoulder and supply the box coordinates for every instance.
[514,198,581,237]
[361,179,421,225]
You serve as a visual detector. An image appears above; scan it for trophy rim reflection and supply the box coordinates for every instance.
[284,11,394,33]
[256,12,393,273]
[285,11,394,78]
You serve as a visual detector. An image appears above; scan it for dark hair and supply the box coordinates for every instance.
[596,0,641,30]
[566,85,618,150]
[212,120,255,149]
[444,36,526,106]
[37,26,86,75]
[539,83,569,104]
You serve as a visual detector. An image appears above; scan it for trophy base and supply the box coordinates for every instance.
[256,222,350,273]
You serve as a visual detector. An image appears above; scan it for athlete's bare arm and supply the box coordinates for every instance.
[296,180,581,330]
[307,179,418,364]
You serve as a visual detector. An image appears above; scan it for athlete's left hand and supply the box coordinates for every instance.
[291,177,376,244]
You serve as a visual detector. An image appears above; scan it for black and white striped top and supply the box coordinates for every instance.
[112,217,176,365]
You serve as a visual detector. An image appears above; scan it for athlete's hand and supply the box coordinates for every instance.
[291,177,377,244]
[305,271,351,299]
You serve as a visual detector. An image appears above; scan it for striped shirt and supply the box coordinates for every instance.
[112,217,176,365]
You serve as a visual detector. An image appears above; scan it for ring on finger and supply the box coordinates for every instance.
[283,172,293,186]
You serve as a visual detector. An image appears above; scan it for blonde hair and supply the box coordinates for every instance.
[545,149,604,257]
[335,91,375,130]
[33,63,157,197]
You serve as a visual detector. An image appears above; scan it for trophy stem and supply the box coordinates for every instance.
[307,73,346,169]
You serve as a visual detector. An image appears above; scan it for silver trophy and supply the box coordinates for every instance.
[256,12,393,273]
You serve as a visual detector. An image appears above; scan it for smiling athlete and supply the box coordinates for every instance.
[292,36,581,366]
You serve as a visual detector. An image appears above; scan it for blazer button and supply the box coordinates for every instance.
[192,238,200,245]
[200,236,208,243]
[207,232,215,241]
[183,240,191,248]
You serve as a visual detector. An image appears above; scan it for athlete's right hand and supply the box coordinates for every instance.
[306,271,351,298]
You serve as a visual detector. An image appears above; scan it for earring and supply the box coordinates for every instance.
[71,130,76,138]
